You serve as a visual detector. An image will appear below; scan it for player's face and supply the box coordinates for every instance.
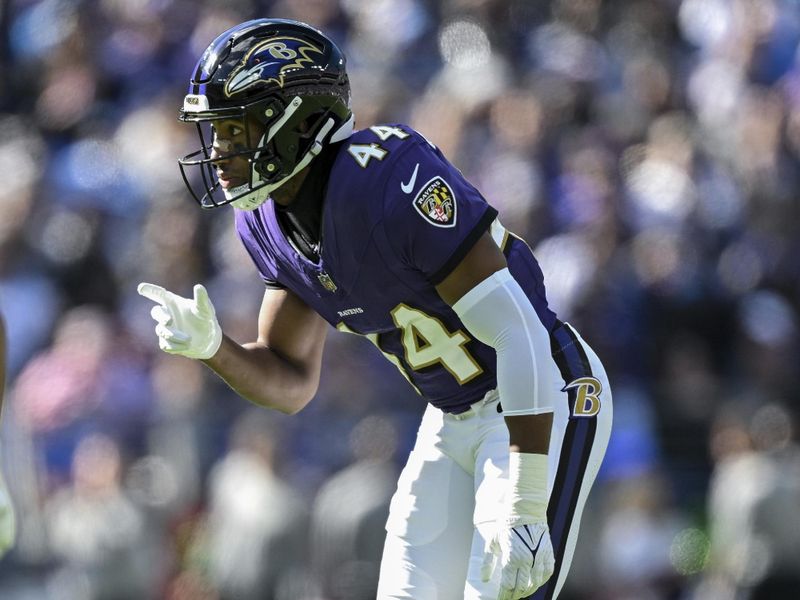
[209,117,265,190]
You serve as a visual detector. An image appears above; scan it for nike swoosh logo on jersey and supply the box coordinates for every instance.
[401,163,420,194]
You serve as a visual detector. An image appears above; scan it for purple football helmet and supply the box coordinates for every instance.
[178,19,353,210]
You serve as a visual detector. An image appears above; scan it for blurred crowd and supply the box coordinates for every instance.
[1,0,799,599]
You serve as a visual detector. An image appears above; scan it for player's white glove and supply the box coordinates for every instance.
[481,453,555,600]
[482,520,554,600]
[0,472,16,558]
[138,282,222,360]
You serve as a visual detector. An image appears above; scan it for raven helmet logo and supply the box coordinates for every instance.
[412,176,457,228]
[225,36,324,97]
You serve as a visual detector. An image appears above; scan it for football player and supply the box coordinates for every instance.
[0,313,17,559]
[139,19,612,600]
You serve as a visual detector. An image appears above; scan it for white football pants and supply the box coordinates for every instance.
[376,322,613,600]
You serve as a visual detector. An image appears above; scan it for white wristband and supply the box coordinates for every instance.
[507,452,549,524]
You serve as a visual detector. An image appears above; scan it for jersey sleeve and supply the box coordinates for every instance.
[380,136,498,285]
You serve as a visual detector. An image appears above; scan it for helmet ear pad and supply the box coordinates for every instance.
[247,92,350,186]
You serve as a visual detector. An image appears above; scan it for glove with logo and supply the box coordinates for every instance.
[0,472,16,558]
[138,283,222,360]
[481,453,555,600]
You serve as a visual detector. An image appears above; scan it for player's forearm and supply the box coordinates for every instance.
[202,334,319,414]
[505,413,553,454]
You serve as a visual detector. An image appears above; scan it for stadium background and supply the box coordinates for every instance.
[1,0,799,598]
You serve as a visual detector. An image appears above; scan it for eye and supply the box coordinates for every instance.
[231,125,244,136]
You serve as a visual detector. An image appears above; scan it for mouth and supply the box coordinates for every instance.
[217,171,247,189]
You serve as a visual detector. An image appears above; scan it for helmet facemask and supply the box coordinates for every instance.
[178,91,352,210]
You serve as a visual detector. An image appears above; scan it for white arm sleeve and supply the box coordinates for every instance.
[452,268,555,416]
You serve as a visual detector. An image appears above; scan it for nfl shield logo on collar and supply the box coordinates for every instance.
[318,272,337,292]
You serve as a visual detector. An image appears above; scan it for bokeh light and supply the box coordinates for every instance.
[438,19,491,70]
[669,528,710,576]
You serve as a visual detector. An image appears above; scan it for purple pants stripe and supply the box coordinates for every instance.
[526,322,597,600]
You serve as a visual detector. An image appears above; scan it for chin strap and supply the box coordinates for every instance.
[330,113,355,142]
[231,116,340,211]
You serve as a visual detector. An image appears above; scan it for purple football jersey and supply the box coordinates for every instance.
[235,124,557,413]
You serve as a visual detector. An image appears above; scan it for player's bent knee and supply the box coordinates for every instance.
[377,537,443,600]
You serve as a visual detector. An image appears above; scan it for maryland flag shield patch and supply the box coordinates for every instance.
[413,176,457,228]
